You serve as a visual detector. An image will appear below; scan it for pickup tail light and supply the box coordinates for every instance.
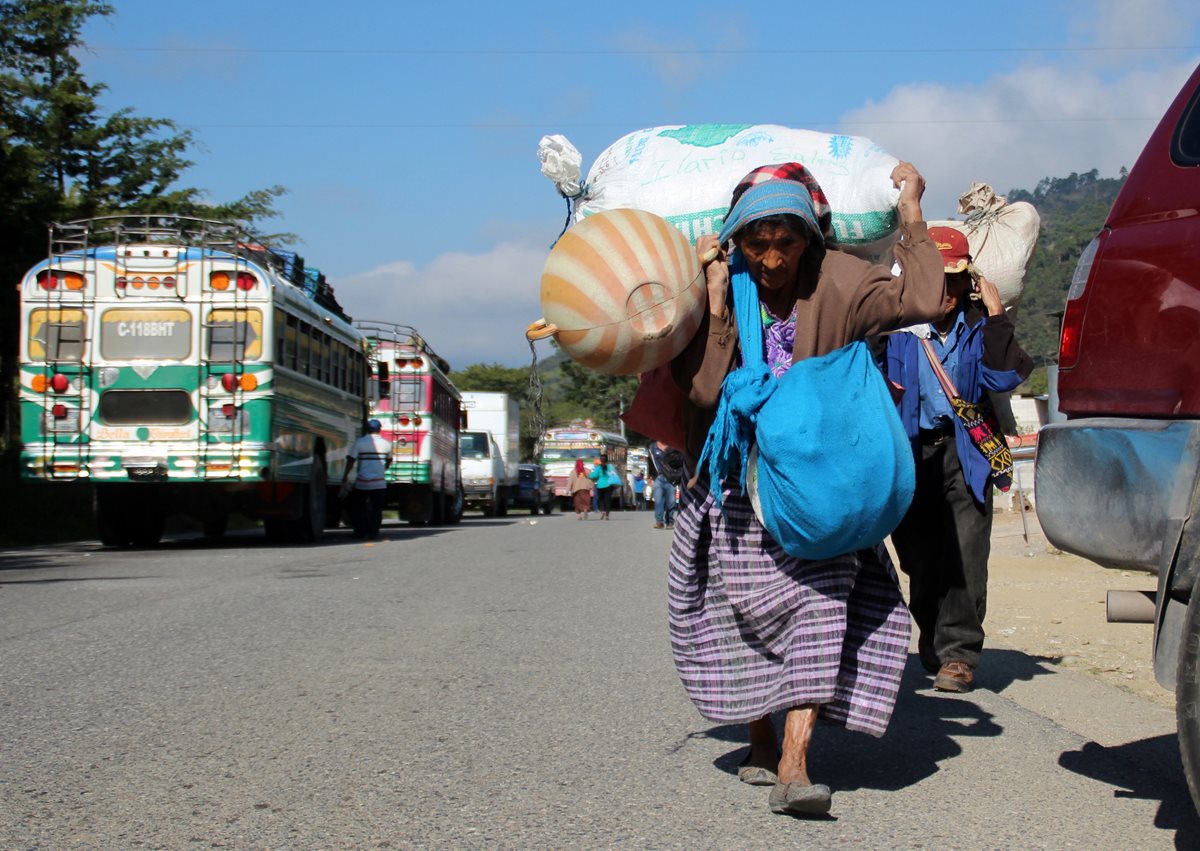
[1059,233,1104,370]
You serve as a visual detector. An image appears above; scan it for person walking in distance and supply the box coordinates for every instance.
[588,453,618,519]
[885,227,1034,693]
[568,458,594,520]
[633,468,647,511]
[650,441,683,530]
[340,418,393,541]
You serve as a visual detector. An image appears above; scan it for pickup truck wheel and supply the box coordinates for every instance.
[1178,581,1200,815]
[496,487,508,517]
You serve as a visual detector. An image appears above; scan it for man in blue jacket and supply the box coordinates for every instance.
[885,227,1033,693]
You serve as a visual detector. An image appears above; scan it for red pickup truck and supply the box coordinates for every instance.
[1035,61,1200,809]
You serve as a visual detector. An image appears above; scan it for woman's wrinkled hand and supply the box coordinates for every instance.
[977,274,1005,317]
[696,235,729,317]
[890,161,926,225]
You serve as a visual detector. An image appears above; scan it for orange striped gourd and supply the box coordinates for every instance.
[529,209,705,375]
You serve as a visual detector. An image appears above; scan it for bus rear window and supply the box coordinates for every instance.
[101,308,191,360]
[207,308,263,362]
[98,389,193,425]
[28,308,86,361]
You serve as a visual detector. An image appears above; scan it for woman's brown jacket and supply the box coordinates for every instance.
[670,221,946,470]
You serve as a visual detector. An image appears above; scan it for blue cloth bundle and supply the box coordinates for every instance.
[698,194,914,559]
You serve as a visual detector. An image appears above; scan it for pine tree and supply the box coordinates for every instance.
[0,0,288,447]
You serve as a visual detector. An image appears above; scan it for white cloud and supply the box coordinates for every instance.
[1073,0,1200,54]
[339,241,549,370]
[839,57,1199,218]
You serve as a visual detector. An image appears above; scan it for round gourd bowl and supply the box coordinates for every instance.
[527,208,706,375]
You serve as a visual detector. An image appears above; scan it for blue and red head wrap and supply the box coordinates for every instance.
[718,162,833,246]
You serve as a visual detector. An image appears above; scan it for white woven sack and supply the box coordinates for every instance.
[930,183,1040,308]
[573,124,903,248]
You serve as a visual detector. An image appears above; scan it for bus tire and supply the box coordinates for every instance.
[264,517,289,542]
[432,487,446,526]
[408,492,433,526]
[296,455,327,543]
[95,488,131,548]
[130,510,165,547]
[203,513,228,539]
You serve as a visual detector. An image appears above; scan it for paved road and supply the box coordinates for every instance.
[2,510,1198,848]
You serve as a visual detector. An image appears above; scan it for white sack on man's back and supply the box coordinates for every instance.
[930,183,1040,308]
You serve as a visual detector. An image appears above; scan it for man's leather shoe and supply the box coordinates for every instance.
[933,660,974,693]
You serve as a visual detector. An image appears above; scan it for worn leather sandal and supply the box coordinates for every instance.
[768,781,833,816]
[737,755,779,787]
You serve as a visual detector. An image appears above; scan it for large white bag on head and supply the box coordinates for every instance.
[560,124,904,252]
[930,183,1040,308]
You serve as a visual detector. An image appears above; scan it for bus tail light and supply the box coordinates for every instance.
[211,271,258,291]
[51,404,68,418]
[50,373,70,393]
[413,415,422,426]
[220,373,258,392]
[37,270,86,291]
[31,374,48,392]
[222,403,236,418]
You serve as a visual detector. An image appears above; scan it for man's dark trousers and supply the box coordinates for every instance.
[891,434,992,668]
[351,489,388,540]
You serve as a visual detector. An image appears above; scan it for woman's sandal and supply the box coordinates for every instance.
[768,781,833,816]
[737,750,780,786]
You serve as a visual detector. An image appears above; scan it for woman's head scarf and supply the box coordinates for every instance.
[719,162,833,245]
[574,459,586,475]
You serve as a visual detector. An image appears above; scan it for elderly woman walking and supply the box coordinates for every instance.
[568,458,593,519]
[668,160,945,816]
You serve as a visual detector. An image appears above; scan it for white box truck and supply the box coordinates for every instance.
[459,392,519,516]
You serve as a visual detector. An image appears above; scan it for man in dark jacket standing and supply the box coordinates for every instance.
[885,227,1034,693]
[649,440,684,529]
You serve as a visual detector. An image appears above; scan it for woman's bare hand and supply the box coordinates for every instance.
[696,235,728,317]
[891,161,926,226]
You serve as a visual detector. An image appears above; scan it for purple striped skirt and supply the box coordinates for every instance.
[667,478,911,736]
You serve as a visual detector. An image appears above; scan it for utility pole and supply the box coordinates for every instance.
[618,395,626,439]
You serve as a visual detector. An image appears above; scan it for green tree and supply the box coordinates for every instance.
[0,0,287,446]
[558,359,639,435]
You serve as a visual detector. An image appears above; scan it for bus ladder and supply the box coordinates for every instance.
[196,242,251,478]
[40,222,98,480]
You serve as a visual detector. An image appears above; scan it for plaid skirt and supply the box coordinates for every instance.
[667,478,911,736]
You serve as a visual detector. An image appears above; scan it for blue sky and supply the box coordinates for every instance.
[80,0,1200,368]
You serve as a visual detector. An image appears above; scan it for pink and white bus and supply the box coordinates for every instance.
[359,322,464,525]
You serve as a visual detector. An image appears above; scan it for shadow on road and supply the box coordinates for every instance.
[707,662,1005,792]
[701,648,1199,844]
[1060,736,1200,846]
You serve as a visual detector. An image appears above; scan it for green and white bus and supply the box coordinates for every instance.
[17,215,369,545]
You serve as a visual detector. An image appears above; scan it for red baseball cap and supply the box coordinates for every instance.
[928,226,971,274]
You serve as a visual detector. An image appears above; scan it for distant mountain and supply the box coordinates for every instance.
[1006,169,1127,371]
